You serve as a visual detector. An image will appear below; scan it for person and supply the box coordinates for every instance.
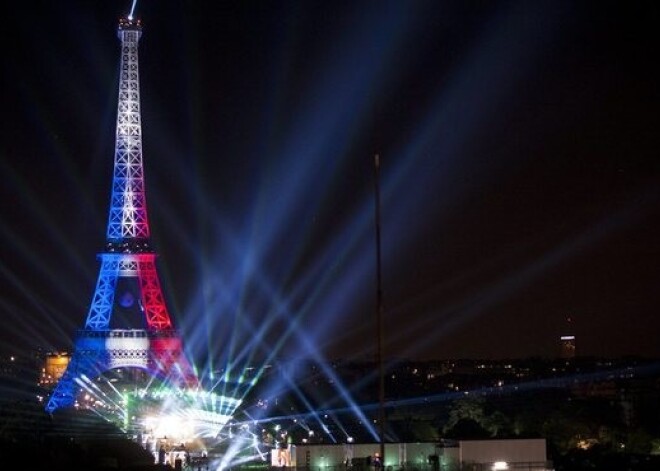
[276,431,293,466]
[158,445,166,465]
[277,438,287,466]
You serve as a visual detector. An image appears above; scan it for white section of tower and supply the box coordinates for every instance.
[107,17,150,241]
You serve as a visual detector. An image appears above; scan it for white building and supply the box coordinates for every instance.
[292,438,552,471]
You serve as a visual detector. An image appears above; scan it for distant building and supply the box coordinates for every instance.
[294,439,552,470]
[559,335,576,359]
[559,316,576,359]
[39,351,71,388]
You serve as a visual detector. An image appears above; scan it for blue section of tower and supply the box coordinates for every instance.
[85,256,121,330]
[45,16,198,414]
[44,336,109,412]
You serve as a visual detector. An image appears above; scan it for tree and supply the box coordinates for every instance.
[443,418,491,439]
[443,397,488,434]
[442,397,511,439]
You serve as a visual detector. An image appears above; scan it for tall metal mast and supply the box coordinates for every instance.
[374,154,385,465]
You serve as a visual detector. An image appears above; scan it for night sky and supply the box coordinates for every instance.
[1,1,659,364]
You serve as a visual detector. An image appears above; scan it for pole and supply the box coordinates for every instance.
[374,154,385,467]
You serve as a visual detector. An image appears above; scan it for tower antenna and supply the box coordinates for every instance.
[129,0,139,21]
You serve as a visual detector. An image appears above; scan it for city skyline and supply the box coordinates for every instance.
[1,1,659,363]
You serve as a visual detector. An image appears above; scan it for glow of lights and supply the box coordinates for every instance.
[144,414,194,441]
[38,2,461,466]
[492,462,509,470]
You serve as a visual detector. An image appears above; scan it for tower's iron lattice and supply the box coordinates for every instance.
[46,16,198,414]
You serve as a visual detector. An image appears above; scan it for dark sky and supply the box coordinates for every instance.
[1,0,659,364]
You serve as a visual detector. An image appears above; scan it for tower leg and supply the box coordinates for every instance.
[45,336,108,413]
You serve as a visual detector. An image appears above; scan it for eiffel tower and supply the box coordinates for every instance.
[46,15,198,413]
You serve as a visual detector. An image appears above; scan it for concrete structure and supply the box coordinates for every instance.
[294,439,552,471]
[458,439,549,470]
[294,442,438,469]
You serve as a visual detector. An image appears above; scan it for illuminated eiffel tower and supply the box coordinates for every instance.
[46,15,198,413]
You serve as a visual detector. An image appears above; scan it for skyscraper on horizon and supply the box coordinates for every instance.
[559,317,576,359]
